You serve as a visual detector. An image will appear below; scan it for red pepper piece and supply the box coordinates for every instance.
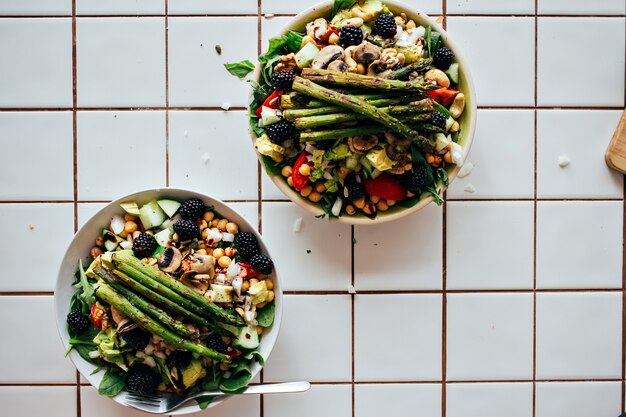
[238,262,259,279]
[291,152,311,191]
[427,88,460,107]
[255,89,282,118]
[90,303,103,329]
[364,174,407,201]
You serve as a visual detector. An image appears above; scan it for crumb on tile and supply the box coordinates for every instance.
[464,183,476,193]
[293,217,303,232]
[558,155,570,168]
[457,161,474,178]
[201,153,210,164]
[265,13,275,18]
[28,224,35,230]
[221,103,231,111]
[306,249,311,254]
[215,45,222,55]
[347,284,356,294]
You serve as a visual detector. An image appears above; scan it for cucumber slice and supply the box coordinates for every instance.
[445,116,455,132]
[295,42,320,69]
[233,324,260,350]
[210,284,234,303]
[446,63,459,84]
[435,133,451,152]
[153,228,172,247]
[120,202,140,216]
[156,199,181,218]
[139,200,166,229]
[102,229,122,251]
[345,155,360,171]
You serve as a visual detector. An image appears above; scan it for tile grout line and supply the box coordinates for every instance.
[351,225,356,417]
[532,1,538,416]
[257,3,264,417]
[441,4,447,417]
[622,15,626,413]
[1,13,625,18]
[165,0,170,187]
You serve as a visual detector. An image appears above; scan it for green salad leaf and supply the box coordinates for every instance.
[256,301,275,327]
[74,259,95,312]
[196,396,215,409]
[261,155,282,177]
[219,370,252,393]
[224,60,256,79]
[284,31,304,53]
[98,367,126,397]
[243,350,265,366]
[332,0,357,16]
[425,26,442,58]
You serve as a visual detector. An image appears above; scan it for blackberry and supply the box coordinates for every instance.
[265,119,295,144]
[314,140,334,151]
[167,350,193,369]
[374,14,397,38]
[206,333,228,354]
[342,174,364,202]
[250,254,274,275]
[173,219,200,241]
[403,163,429,192]
[179,198,205,221]
[234,231,260,260]
[433,47,454,70]
[132,232,158,259]
[271,69,297,91]
[121,327,151,351]
[430,111,447,129]
[126,364,160,394]
[66,310,91,335]
[339,25,363,48]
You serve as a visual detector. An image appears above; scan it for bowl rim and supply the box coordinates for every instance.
[250,0,477,225]
[54,187,283,415]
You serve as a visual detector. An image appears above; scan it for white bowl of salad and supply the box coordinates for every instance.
[55,188,281,414]
[227,0,476,224]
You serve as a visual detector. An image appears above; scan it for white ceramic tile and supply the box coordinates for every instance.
[185,393,260,417]
[77,111,166,200]
[0,0,71,15]
[446,17,534,106]
[78,202,108,229]
[447,202,534,290]
[263,295,352,382]
[0,204,74,291]
[227,202,259,228]
[0,296,76,383]
[262,0,442,15]
[537,110,623,198]
[446,383,533,417]
[538,18,625,107]
[447,0,534,14]
[168,111,258,200]
[261,16,292,53]
[536,201,622,289]
[536,292,622,379]
[0,112,73,200]
[539,0,625,15]
[0,19,72,107]
[168,0,258,14]
[76,18,165,107]
[81,386,154,417]
[354,204,443,290]
[355,384,441,417]
[536,382,622,417]
[261,202,351,291]
[355,294,442,381]
[448,110,534,199]
[447,293,533,380]
[264,385,352,417]
[168,17,257,107]
[0,386,76,417]
[76,0,164,14]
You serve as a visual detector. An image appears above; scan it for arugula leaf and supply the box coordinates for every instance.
[196,396,215,409]
[219,370,252,393]
[285,31,304,53]
[427,186,444,205]
[75,259,95,310]
[224,60,256,79]
[98,367,126,397]
[436,167,449,187]
[256,301,275,327]
[332,0,357,16]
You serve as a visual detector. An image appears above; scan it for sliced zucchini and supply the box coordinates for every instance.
[210,284,234,303]
[138,200,166,229]
[294,42,320,69]
[156,199,181,218]
[153,228,173,247]
[119,202,140,216]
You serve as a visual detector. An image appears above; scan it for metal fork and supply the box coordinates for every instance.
[121,381,311,414]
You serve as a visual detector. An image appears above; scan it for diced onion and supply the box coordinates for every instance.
[331,197,342,217]
[88,350,100,359]
[110,214,125,235]
[222,232,235,242]
[323,170,334,180]
[208,228,223,242]
[227,260,240,278]
[215,274,226,284]
[305,144,317,154]
[232,277,243,297]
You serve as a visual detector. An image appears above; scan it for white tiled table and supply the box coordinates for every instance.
[0,1,625,416]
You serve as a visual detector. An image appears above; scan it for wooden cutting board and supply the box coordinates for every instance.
[605,109,626,174]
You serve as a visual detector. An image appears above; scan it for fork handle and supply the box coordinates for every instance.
[189,381,311,400]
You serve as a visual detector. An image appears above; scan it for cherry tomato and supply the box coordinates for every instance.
[255,89,282,118]
[427,88,459,107]
[364,174,407,201]
[90,303,103,329]
[291,152,311,191]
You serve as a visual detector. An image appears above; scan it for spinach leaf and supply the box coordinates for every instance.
[411,144,435,186]
[196,396,215,409]
[243,350,265,366]
[332,0,357,16]
[285,31,304,53]
[396,197,420,208]
[425,26,442,58]
[256,301,275,327]
[249,116,265,137]
[260,37,288,63]
[98,367,126,397]
[451,131,459,142]
[224,60,256,79]
[261,155,282,177]
[219,370,252,393]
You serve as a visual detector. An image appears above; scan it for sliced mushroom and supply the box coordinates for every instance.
[110,306,127,326]
[312,45,344,69]
[327,60,348,72]
[158,246,182,273]
[348,135,378,154]
[180,271,211,294]
[117,319,139,334]
[353,42,381,66]
[367,60,387,75]
[187,254,215,276]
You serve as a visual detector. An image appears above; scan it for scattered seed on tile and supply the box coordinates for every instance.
[215,45,222,55]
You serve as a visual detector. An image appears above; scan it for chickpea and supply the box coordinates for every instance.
[124,213,137,222]
[394,15,405,26]
[213,248,225,260]
[369,195,380,204]
[201,228,210,239]
[226,222,238,234]
[298,163,311,177]
[356,63,366,74]
[224,247,236,258]
[363,202,376,216]
[346,204,356,215]
[353,197,366,209]
[425,153,435,164]
[266,291,275,303]
[406,19,416,30]
[309,191,322,203]
[315,182,326,193]
[300,185,312,197]
[407,190,415,197]
[249,278,259,286]
[281,165,293,177]
[443,151,453,164]
[218,256,231,268]
[386,199,396,207]
[118,230,128,238]
[196,248,207,255]
[432,155,443,167]
[95,236,104,247]
[144,230,154,236]
[265,279,274,290]
[256,326,264,335]
[450,121,460,133]
[203,211,215,223]
[217,219,228,231]
[90,247,103,258]
[211,218,220,227]
[241,281,250,292]
[328,32,340,44]
[377,200,389,211]
[197,219,208,229]
[256,301,267,309]
[287,176,294,187]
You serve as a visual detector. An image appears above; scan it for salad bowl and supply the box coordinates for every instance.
[247,0,476,224]
[55,188,282,414]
